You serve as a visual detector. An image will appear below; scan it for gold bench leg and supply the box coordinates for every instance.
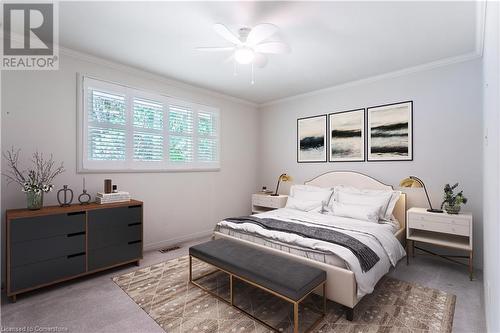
[294,301,299,333]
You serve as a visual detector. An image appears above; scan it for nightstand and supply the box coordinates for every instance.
[406,207,473,280]
[251,194,288,214]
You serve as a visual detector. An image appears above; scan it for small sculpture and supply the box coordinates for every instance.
[57,185,74,207]
[78,177,91,205]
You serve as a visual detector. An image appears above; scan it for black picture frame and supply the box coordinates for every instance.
[328,108,366,162]
[297,114,327,163]
[367,101,413,162]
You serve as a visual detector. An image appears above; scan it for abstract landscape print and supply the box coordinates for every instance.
[329,109,365,162]
[368,101,413,161]
[297,115,327,162]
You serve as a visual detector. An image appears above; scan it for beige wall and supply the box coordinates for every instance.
[1,52,260,253]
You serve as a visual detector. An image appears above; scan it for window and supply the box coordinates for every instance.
[80,76,220,171]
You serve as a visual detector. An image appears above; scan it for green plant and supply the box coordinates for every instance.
[441,183,468,209]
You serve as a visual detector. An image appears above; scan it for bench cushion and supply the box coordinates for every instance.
[189,239,326,301]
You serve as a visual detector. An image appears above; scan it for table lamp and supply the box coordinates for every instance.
[271,173,292,196]
[400,176,443,213]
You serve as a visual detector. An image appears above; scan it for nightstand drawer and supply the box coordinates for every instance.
[252,194,287,208]
[408,219,469,236]
[409,212,470,226]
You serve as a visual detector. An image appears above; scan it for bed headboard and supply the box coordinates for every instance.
[304,171,406,239]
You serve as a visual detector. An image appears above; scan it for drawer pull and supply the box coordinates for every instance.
[128,205,141,209]
[67,211,86,216]
[67,252,85,258]
[128,240,142,245]
[128,222,141,227]
[67,231,85,237]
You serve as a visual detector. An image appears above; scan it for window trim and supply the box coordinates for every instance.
[77,74,221,173]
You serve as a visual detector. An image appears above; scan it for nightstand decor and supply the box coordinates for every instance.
[441,183,467,214]
[400,176,443,213]
[406,207,473,280]
[272,173,292,196]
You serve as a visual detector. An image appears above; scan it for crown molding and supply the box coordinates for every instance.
[259,1,487,108]
[58,47,258,108]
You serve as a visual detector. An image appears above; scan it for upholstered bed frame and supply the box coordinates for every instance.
[213,171,406,314]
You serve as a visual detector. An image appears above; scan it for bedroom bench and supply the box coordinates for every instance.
[189,238,327,333]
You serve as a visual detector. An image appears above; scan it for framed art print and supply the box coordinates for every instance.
[328,109,365,162]
[297,115,327,163]
[367,101,413,161]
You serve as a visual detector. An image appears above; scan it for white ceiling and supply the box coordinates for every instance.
[59,1,480,104]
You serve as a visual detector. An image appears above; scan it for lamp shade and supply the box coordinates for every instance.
[280,174,292,182]
[400,177,423,188]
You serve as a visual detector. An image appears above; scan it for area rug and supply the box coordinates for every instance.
[112,256,455,333]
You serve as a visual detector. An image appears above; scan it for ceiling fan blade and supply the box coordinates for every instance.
[254,42,291,54]
[195,46,235,52]
[253,53,268,68]
[213,23,241,45]
[246,23,278,46]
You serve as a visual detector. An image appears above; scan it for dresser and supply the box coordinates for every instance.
[251,194,288,214]
[6,200,143,301]
[406,207,473,280]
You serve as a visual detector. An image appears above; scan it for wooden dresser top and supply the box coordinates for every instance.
[6,199,143,219]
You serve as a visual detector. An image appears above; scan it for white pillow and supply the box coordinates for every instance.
[285,196,323,212]
[289,185,333,203]
[329,202,382,223]
[334,186,393,220]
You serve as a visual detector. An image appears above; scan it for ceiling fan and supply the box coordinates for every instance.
[196,23,290,82]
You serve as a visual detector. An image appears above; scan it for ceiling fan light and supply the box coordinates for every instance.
[234,47,255,64]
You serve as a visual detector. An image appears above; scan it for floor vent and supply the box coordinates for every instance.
[159,246,180,253]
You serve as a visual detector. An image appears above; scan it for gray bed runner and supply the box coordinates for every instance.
[223,216,380,272]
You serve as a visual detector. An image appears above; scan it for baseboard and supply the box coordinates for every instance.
[143,229,213,252]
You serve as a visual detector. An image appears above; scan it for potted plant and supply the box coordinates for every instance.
[3,148,64,210]
[441,183,467,214]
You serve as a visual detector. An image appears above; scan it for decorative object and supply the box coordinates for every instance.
[57,185,74,207]
[113,256,456,333]
[441,183,468,214]
[78,177,92,205]
[328,109,365,162]
[2,147,65,210]
[297,115,327,163]
[104,179,112,194]
[400,176,443,213]
[367,101,413,161]
[272,173,292,196]
[112,185,118,193]
[6,200,143,302]
[407,207,473,280]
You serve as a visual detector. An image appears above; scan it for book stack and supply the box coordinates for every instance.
[96,191,131,204]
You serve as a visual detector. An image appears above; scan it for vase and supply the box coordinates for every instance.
[444,203,461,214]
[26,191,44,210]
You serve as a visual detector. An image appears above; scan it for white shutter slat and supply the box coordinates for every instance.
[169,136,193,162]
[198,138,217,162]
[169,105,193,134]
[134,132,163,161]
[88,126,126,161]
[133,98,163,130]
[90,90,126,125]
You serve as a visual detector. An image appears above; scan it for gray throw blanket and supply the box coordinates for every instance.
[223,216,380,272]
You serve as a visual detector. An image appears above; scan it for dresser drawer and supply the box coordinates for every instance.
[11,233,85,268]
[10,212,86,243]
[88,206,141,230]
[89,224,142,250]
[88,241,142,271]
[10,254,85,292]
[408,218,469,236]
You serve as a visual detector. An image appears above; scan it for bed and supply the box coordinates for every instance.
[213,171,406,314]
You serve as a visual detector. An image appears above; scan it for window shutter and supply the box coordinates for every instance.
[197,111,219,163]
[133,98,164,161]
[87,89,127,161]
[168,104,193,162]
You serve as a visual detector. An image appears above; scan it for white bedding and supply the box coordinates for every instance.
[217,208,406,297]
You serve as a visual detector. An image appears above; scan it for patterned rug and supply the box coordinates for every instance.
[112,256,455,333]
